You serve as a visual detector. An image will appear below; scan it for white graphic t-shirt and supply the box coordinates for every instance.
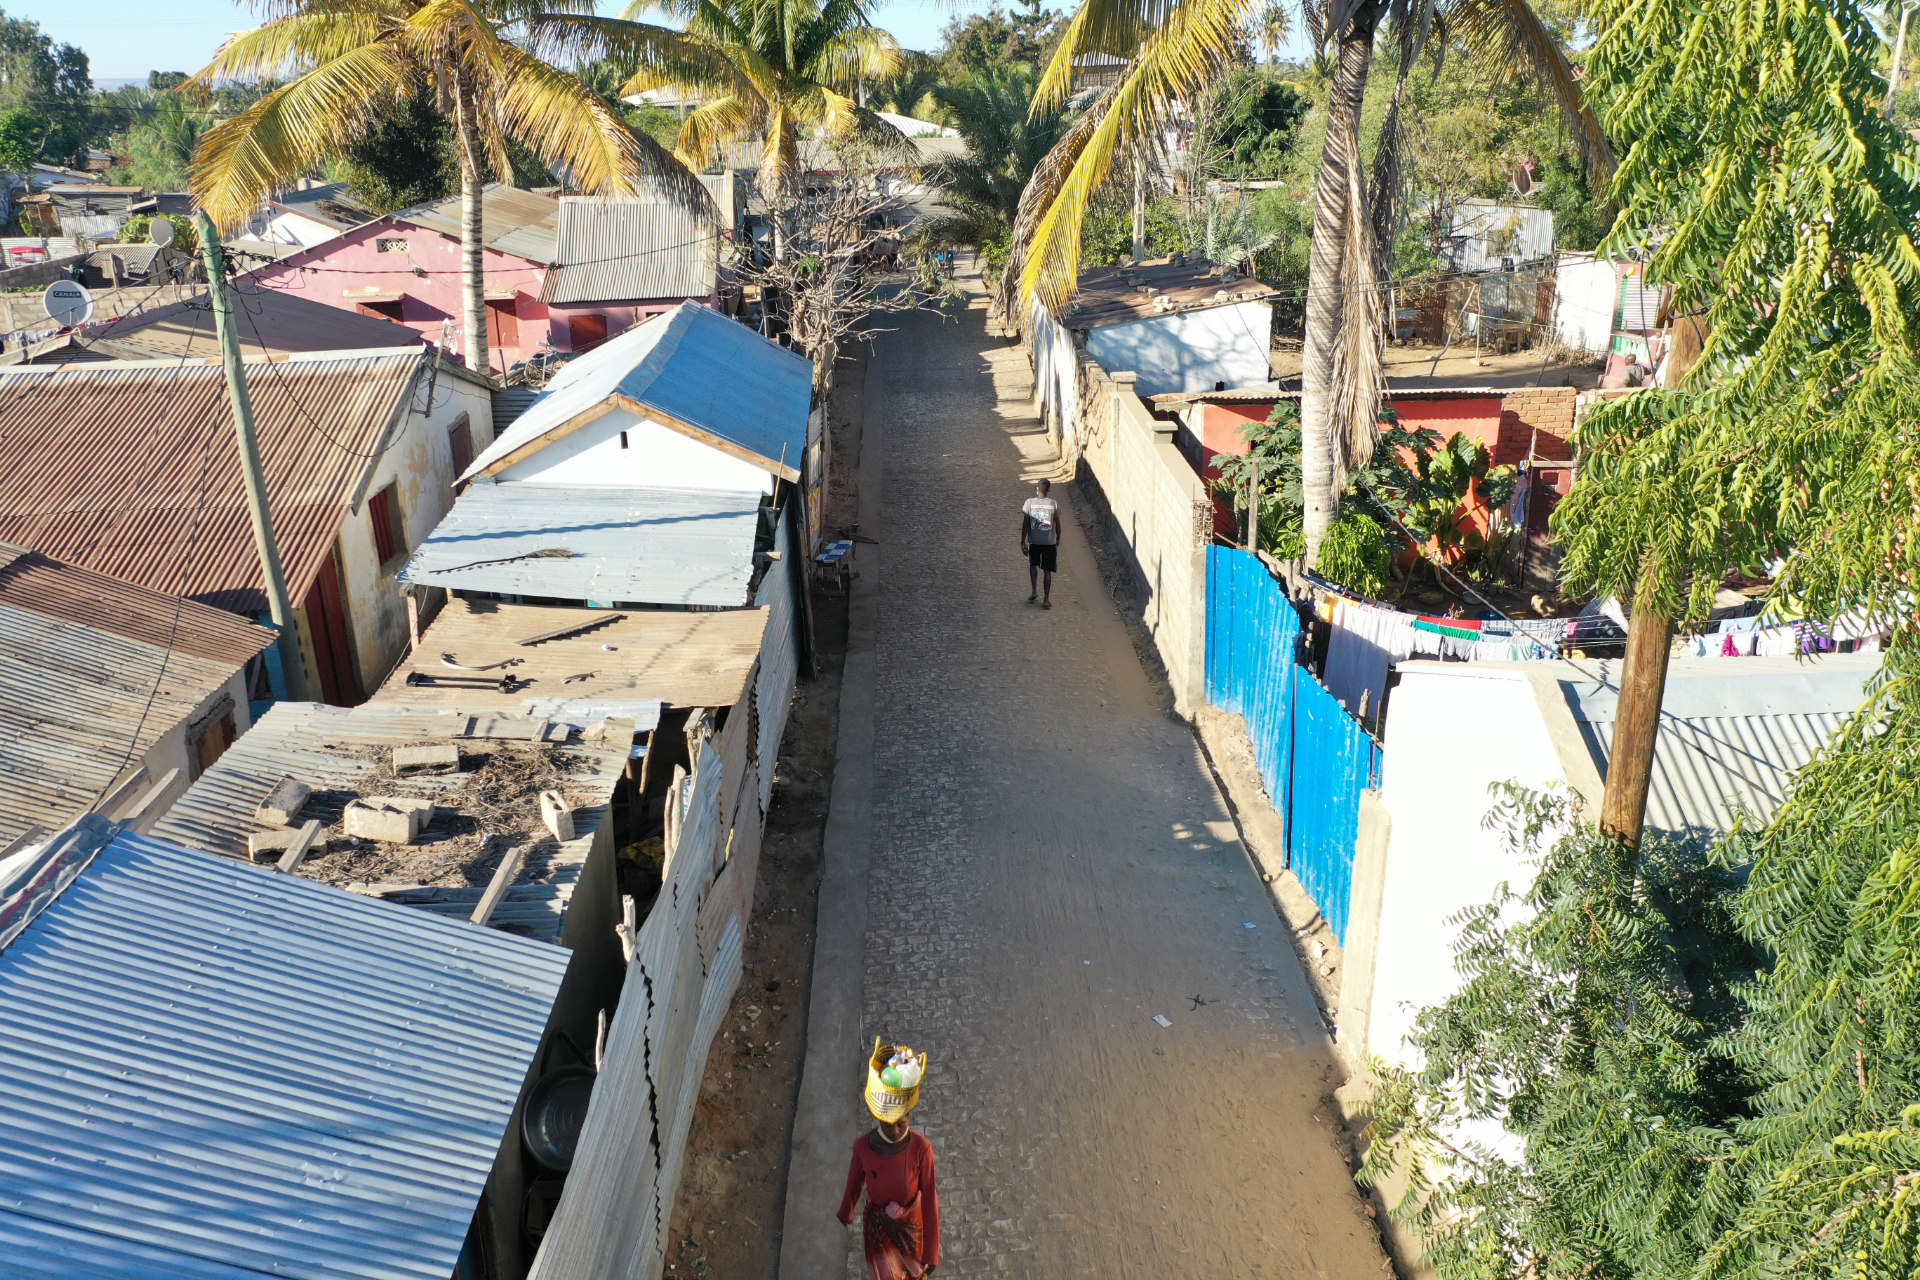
[1022,496,1060,545]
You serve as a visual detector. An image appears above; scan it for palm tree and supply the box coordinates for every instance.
[615,0,908,258]
[916,63,1072,273]
[1014,0,1610,565]
[188,0,714,377]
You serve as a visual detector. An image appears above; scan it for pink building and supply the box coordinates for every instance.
[241,182,733,376]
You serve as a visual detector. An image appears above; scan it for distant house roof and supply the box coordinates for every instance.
[877,111,957,138]
[0,814,567,1280]
[1058,259,1276,329]
[265,181,379,233]
[0,543,275,847]
[390,183,563,265]
[400,482,765,606]
[370,598,770,711]
[465,301,811,481]
[0,286,424,366]
[152,702,633,939]
[0,351,429,612]
[540,195,719,305]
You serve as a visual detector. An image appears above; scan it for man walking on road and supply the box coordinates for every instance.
[1020,479,1062,608]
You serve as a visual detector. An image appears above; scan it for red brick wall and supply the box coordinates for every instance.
[1496,386,1578,465]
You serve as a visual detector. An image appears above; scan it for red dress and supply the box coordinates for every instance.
[836,1130,941,1279]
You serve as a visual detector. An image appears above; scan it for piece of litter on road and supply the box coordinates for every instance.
[1243,922,1258,929]
[1084,960,1091,964]
[1152,1014,1172,1027]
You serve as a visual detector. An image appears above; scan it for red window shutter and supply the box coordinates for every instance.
[447,414,474,474]
[369,484,402,564]
[569,313,607,350]
[486,301,520,350]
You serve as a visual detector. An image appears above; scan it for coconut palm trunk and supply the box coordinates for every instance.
[1300,4,1382,563]
[452,72,491,376]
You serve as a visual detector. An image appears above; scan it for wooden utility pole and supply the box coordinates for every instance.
[1132,155,1147,265]
[196,212,310,702]
[1598,593,1671,849]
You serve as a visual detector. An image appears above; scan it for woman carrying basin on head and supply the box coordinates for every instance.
[835,1038,941,1279]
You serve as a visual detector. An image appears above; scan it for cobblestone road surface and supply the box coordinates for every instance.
[830,283,1389,1279]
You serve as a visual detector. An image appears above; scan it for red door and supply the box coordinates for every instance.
[303,547,361,705]
[569,313,608,351]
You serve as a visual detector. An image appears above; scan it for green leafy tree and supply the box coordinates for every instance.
[0,104,43,177]
[1357,0,1920,1270]
[118,95,209,191]
[1197,66,1308,179]
[336,85,457,212]
[939,2,1065,75]
[0,9,93,164]
[122,211,197,255]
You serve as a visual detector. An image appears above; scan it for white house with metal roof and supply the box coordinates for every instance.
[1335,652,1881,1072]
[0,813,568,1280]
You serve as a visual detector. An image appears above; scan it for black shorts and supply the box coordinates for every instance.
[1027,543,1057,572]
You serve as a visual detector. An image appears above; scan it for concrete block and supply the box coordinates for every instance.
[254,776,312,827]
[539,790,575,842]
[392,743,461,774]
[345,796,436,844]
[247,828,304,862]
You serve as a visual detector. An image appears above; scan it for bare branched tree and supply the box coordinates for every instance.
[736,143,960,393]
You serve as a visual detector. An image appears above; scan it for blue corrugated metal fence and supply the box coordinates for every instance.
[1204,546,1382,944]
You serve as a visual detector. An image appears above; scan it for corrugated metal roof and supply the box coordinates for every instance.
[268,181,379,231]
[1549,653,1879,835]
[97,286,425,359]
[400,482,763,606]
[542,197,718,304]
[151,701,630,939]
[0,351,424,612]
[0,546,274,847]
[390,184,561,265]
[370,598,768,711]
[464,302,811,481]
[0,816,567,1280]
[1058,259,1276,329]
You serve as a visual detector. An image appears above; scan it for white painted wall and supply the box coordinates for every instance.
[1369,664,1571,1069]
[336,370,497,693]
[1083,300,1273,397]
[494,407,774,494]
[1553,254,1617,353]
[113,670,257,831]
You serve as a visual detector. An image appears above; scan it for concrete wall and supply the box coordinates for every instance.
[495,408,773,494]
[334,370,497,697]
[1083,300,1274,397]
[1362,663,1597,1069]
[1552,253,1617,354]
[1074,359,1211,714]
[111,670,257,830]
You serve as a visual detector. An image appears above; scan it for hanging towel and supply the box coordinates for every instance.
[1413,620,1483,641]
[1324,599,1416,717]
[1721,634,1738,657]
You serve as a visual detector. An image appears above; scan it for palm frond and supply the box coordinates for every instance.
[190,38,416,230]
[494,40,712,214]
[1018,0,1246,306]
[1446,0,1615,183]
[806,25,903,86]
[190,10,400,84]
[1036,0,1192,108]
[674,94,758,169]
[522,14,750,98]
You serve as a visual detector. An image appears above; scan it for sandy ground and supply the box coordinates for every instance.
[1271,339,1605,389]
[779,269,1393,1278]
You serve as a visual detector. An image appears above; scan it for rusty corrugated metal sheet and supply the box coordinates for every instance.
[391,184,560,264]
[0,579,269,847]
[1059,259,1276,329]
[0,352,424,613]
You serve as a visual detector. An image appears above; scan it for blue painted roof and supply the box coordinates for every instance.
[0,818,569,1280]
[464,302,812,480]
[399,482,764,607]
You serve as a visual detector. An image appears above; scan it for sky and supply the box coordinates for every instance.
[10,0,988,82]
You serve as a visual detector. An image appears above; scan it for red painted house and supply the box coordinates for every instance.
[241,182,732,376]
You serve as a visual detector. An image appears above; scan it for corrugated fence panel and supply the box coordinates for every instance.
[1205,546,1379,947]
[1287,671,1381,945]
[754,509,798,816]
[1204,546,1299,809]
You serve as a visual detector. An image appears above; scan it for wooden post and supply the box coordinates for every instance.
[1598,600,1673,848]
[1247,458,1261,552]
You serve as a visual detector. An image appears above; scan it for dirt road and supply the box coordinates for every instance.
[779,272,1391,1279]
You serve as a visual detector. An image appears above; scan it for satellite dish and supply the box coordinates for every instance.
[1511,162,1534,196]
[147,217,175,248]
[43,279,93,328]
